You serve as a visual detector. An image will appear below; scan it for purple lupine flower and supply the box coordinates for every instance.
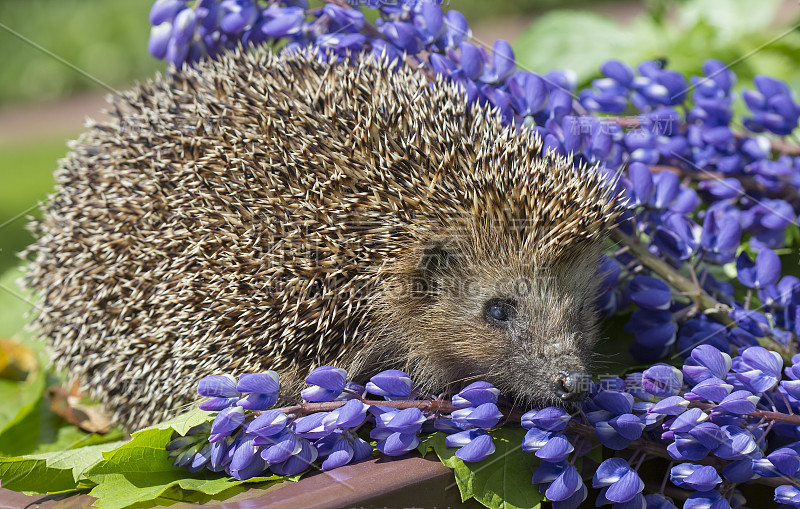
[198,374,240,411]
[759,448,800,476]
[602,59,634,87]
[649,171,681,210]
[450,402,503,430]
[445,429,495,462]
[521,407,572,432]
[373,407,426,434]
[667,433,712,461]
[208,437,231,472]
[322,4,365,33]
[531,460,568,484]
[649,395,690,415]
[260,429,301,464]
[259,6,304,38]
[670,463,722,491]
[685,377,732,403]
[717,390,760,414]
[293,411,337,440]
[739,346,783,379]
[413,3,444,44]
[439,9,470,48]
[722,457,757,483]
[628,276,672,311]
[736,249,781,289]
[330,399,369,428]
[237,371,280,410]
[150,0,186,25]
[684,490,731,509]
[457,41,483,81]
[521,427,555,453]
[374,429,421,456]
[775,485,800,506]
[552,483,587,509]
[209,406,245,442]
[545,463,584,503]
[714,425,759,460]
[479,39,515,84]
[246,409,288,437]
[370,407,425,456]
[653,213,701,260]
[302,366,348,402]
[148,22,174,60]
[642,363,683,397]
[315,431,372,470]
[592,458,644,504]
[452,381,500,407]
[229,433,260,475]
[592,390,634,415]
[507,71,548,120]
[533,433,574,462]
[624,309,676,355]
[690,345,732,380]
[743,75,800,135]
[644,494,679,509]
[219,0,257,34]
[678,320,732,365]
[595,420,633,450]
[381,20,420,54]
[669,407,708,432]
[268,437,318,476]
[698,178,743,200]
[365,370,413,398]
[609,414,645,440]
[700,211,741,262]
[627,162,654,206]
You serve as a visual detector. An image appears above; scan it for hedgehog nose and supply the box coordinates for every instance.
[552,371,590,401]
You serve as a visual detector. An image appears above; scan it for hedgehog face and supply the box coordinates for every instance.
[390,233,605,406]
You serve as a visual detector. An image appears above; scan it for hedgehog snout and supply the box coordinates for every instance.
[551,370,591,401]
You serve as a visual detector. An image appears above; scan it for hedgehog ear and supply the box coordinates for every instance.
[410,240,459,300]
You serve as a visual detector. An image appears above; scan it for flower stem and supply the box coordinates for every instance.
[611,228,791,360]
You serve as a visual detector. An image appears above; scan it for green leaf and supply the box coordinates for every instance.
[0,266,35,338]
[514,10,659,84]
[0,358,46,443]
[429,429,543,509]
[0,454,78,493]
[84,424,284,509]
[0,376,126,457]
[0,440,123,493]
[416,431,438,457]
[145,407,214,435]
[87,472,283,509]
[678,0,782,45]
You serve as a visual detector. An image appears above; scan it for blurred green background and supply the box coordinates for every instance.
[0,0,799,305]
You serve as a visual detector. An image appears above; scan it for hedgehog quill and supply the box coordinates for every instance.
[26,48,625,430]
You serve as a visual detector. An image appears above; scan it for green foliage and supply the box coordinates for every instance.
[0,266,127,458]
[0,441,125,493]
[0,0,160,106]
[0,408,287,509]
[0,268,288,508]
[514,0,799,96]
[0,139,63,274]
[84,422,282,509]
[420,429,545,509]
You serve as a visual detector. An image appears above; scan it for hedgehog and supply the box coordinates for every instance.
[25,46,625,430]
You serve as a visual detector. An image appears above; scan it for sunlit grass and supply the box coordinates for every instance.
[0,137,68,273]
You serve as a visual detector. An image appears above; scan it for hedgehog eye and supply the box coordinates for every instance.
[484,298,515,325]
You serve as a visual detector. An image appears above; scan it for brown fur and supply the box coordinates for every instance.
[25,47,625,429]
